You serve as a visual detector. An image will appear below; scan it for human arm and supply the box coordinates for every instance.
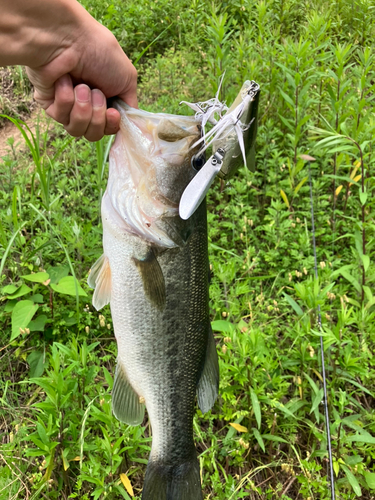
[0,0,137,141]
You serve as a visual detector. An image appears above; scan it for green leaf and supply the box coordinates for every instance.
[339,376,374,396]
[250,389,261,429]
[28,435,49,452]
[345,455,363,466]
[294,176,308,195]
[346,434,375,444]
[361,254,370,272]
[342,465,362,496]
[211,320,235,333]
[29,315,49,332]
[304,373,319,394]
[2,284,18,295]
[326,145,356,154]
[339,270,362,293]
[252,428,265,452]
[363,286,373,303]
[6,284,32,299]
[11,300,39,341]
[262,434,288,443]
[333,459,340,477]
[279,114,295,133]
[27,350,46,378]
[4,300,16,313]
[310,388,324,414]
[279,89,295,108]
[283,292,303,316]
[63,316,78,326]
[103,366,114,390]
[359,189,368,206]
[273,401,297,419]
[50,276,87,297]
[21,272,49,283]
[46,265,70,284]
[36,422,49,446]
[29,294,44,303]
[364,472,375,489]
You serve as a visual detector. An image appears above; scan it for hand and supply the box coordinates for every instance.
[0,0,136,141]
[25,5,137,141]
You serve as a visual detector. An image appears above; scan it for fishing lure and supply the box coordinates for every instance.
[179,79,260,220]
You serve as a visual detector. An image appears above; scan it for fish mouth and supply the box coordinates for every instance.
[105,100,201,247]
[113,99,200,144]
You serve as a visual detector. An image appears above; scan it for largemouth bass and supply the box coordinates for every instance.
[88,102,219,500]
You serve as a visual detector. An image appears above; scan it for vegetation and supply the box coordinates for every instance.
[1,0,375,498]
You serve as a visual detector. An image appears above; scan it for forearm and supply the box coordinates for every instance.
[0,0,89,67]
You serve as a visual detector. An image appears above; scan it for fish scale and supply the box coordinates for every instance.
[88,101,219,500]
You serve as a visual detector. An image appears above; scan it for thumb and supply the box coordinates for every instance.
[117,66,138,109]
[118,90,138,109]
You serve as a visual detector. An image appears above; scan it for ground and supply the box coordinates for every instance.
[0,67,37,158]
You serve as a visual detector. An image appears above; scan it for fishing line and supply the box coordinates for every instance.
[306,156,336,500]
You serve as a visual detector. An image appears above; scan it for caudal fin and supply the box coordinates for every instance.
[142,457,203,500]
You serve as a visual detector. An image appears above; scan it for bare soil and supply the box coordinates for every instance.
[0,66,39,158]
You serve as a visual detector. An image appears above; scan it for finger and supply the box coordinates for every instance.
[104,108,121,136]
[26,66,55,109]
[84,89,107,142]
[44,75,75,126]
[121,91,138,109]
[118,64,138,109]
[65,84,93,137]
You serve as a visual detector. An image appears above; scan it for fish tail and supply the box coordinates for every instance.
[142,456,203,500]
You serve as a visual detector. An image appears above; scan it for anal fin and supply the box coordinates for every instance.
[112,362,145,426]
[87,254,112,311]
[197,325,219,413]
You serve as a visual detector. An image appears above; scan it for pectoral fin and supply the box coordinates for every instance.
[197,325,219,413]
[112,362,145,426]
[87,254,112,310]
[133,249,166,311]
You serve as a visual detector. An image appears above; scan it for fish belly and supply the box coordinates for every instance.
[103,200,209,470]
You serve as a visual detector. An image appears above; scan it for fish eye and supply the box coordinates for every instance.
[191,153,206,171]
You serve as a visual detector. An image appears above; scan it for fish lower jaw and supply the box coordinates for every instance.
[102,191,178,248]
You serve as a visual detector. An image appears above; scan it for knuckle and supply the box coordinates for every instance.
[90,112,105,129]
[64,128,81,138]
[130,66,138,80]
[64,121,87,137]
[65,129,82,138]
[85,132,102,142]
[46,110,67,126]
[59,92,75,108]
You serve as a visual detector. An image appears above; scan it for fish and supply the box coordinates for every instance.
[88,101,220,500]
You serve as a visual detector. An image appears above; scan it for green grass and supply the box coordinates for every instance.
[1,0,375,498]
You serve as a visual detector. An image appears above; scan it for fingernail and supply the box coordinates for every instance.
[75,85,90,103]
[92,89,105,108]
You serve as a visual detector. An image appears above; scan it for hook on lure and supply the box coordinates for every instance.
[179,79,260,220]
